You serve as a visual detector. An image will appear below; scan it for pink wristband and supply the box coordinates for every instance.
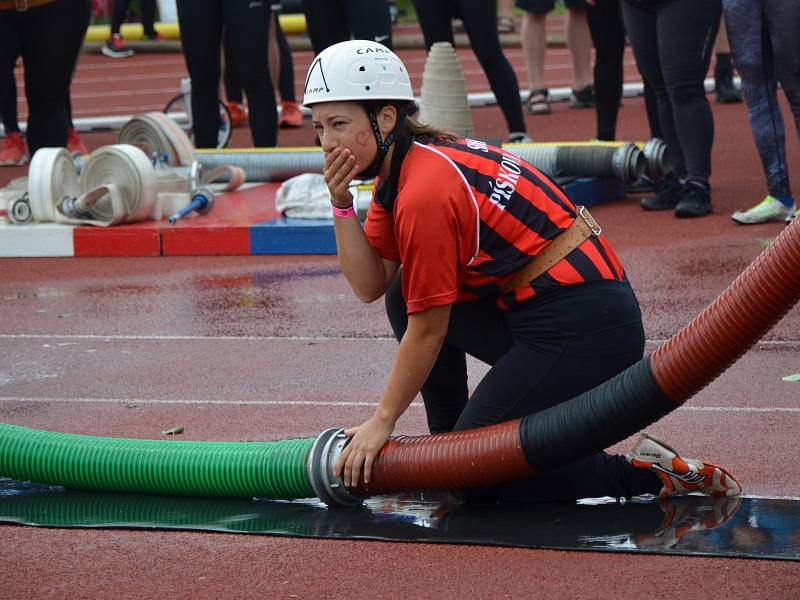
[332,205,356,218]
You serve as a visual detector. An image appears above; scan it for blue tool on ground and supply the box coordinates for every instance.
[168,189,215,224]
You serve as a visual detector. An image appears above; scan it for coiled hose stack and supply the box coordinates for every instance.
[1,219,798,506]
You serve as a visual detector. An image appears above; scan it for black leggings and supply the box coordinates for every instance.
[385,277,661,501]
[587,0,663,142]
[176,0,276,148]
[0,52,18,133]
[301,0,393,55]
[275,13,296,103]
[622,0,721,184]
[224,11,296,105]
[723,0,800,198]
[587,0,626,140]
[411,0,527,135]
[111,0,157,37]
[0,0,89,154]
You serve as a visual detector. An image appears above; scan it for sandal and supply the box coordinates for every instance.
[497,15,515,34]
[526,88,551,115]
[569,84,596,109]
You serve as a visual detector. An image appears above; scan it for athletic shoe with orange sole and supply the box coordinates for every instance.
[0,132,29,166]
[227,102,248,127]
[627,432,741,498]
[67,128,89,156]
[279,100,303,128]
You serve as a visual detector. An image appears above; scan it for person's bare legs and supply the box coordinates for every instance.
[498,0,515,18]
[521,11,547,92]
[498,0,515,31]
[566,7,593,90]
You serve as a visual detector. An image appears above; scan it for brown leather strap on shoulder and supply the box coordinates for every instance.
[499,206,602,295]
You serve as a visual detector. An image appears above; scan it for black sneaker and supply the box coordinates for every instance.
[714,65,742,103]
[675,183,713,218]
[715,78,742,103]
[569,84,595,109]
[640,173,682,211]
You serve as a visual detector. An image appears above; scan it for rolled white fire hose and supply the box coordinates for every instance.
[20,145,246,227]
[117,112,195,167]
[28,147,81,223]
[27,145,157,227]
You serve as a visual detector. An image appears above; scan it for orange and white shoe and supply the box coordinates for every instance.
[627,432,741,498]
[278,100,303,128]
[227,102,248,127]
[0,132,28,166]
[67,128,89,156]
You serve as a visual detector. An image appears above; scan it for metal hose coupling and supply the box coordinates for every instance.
[6,192,33,225]
[307,428,363,507]
[611,143,646,184]
[641,138,668,180]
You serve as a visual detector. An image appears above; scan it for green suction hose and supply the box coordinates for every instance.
[0,423,315,499]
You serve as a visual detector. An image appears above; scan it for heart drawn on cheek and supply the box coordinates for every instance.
[355,129,371,148]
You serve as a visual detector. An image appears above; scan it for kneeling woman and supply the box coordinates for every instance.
[305,40,740,502]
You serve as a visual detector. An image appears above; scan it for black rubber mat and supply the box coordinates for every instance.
[1,478,798,560]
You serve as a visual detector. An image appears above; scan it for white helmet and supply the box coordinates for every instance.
[303,40,414,107]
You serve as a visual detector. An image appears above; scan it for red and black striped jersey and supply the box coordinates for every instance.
[364,136,625,313]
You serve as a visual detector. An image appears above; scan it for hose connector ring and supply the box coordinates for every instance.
[307,428,364,507]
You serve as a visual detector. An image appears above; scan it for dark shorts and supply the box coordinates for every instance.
[516,0,587,13]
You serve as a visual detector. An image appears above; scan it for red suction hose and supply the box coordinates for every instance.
[341,221,800,500]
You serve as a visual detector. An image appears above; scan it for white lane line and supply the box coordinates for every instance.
[680,406,800,413]
[0,396,392,407]
[0,333,396,341]
[71,88,184,99]
[72,72,186,85]
[1,333,797,346]
[0,396,798,413]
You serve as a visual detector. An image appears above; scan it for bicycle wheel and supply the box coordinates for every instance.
[163,94,232,149]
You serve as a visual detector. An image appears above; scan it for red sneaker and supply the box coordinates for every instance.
[0,132,29,166]
[227,102,248,127]
[102,34,134,58]
[279,100,303,128]
[67,128,89,156]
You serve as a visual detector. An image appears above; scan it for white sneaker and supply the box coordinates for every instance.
[732,195,795,224]
[506,132,532,144]
[627,433,741,498]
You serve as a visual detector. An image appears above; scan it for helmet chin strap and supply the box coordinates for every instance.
[357,107,408,179]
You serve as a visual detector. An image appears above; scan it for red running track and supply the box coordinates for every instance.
[2,24,800,600]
